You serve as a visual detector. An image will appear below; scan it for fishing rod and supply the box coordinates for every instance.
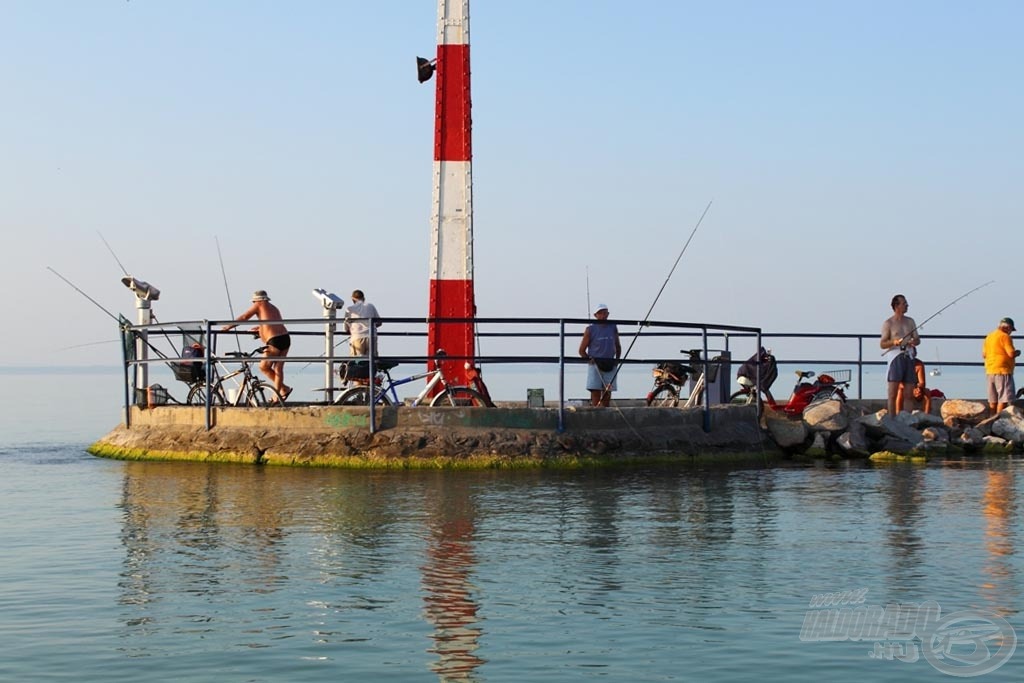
[586,265,591,318]
[598,200,713,403]
[47,266,174,362]
[215,235,242,354]
[881,280,995,356]
[47,266,122,323]
[98,230,129,276]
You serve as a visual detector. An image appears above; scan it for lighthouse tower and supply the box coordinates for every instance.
[425,0,475,385]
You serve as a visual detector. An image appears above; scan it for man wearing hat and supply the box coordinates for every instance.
[578,303,621,407]
[982,317,1020,414]
[222,290,292,402]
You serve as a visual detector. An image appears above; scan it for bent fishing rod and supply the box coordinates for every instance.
[47,266,175,361]
[599,199,713,402]
[881,280,995,356]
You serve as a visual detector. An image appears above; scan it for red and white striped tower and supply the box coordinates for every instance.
[427,0,475,385]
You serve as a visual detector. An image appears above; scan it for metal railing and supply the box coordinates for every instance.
[118,316,991,433]
[118,316,764,433]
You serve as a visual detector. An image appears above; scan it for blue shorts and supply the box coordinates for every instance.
[887,353,916,384]
[586,363,618,392]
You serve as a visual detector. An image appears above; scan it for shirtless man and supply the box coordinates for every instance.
[880,294,920,416]
[222,290,292,401]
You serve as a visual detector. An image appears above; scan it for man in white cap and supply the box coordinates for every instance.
[222,290,292,402]
[578,303,621,407]
[982,316,1020,414]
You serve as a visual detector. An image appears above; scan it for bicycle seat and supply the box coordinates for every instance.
[340,359,399,372]
[795,370,815,379]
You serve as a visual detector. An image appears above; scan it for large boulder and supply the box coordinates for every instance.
[958,427,986,449]
[803,399,849,432]
[940,399,988,424]
[991,407,1024,445]
[765,410,807,448]
[858,410,925,445]
[836,419,871,457]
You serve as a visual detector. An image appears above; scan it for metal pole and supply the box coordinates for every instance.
[324,307,337,403]
[120,322,131,428]
[204,320,213,431]
[135,298,151,402]
[857,336,864,400]
[702,328,710,432]
[368,325,377,434]
[558,321,565,433]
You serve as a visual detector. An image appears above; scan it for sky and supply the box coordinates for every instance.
[3,0,1022,375]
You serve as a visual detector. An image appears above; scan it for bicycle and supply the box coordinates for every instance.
[185,346,284,407]
[333,351,490,407]
[646,349,722,408]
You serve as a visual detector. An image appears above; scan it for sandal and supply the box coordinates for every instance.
[279,386,293,402]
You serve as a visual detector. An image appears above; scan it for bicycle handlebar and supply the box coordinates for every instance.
[224,347,268,358]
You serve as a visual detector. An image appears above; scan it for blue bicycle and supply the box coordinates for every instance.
[333,353,490,407]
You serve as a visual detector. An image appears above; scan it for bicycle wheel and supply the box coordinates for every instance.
[187,384,224,406]
[728,389,754,405]
[248,382,283,407]
[646,384,679,407]
[430,387,487,407]
[334,386,394,406]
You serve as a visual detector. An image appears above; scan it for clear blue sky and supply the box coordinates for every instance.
[3,1,1022,368]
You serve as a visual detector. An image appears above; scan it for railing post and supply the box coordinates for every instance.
[121,323,131,428]
[558,320,565,433]
[368,325,377,434]
[857,336,864,400]
[702,328,711,432]
[204,320,213,430]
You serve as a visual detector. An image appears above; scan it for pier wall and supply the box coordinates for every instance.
[89,404,779,468]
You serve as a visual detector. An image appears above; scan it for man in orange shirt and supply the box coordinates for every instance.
[982,317,1019,414]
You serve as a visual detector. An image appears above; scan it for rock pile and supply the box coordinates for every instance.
[763,397,1024,459]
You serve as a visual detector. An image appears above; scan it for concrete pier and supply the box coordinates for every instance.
[88,403,780,468]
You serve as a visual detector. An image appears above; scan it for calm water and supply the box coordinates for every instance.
[0,373,1021,681]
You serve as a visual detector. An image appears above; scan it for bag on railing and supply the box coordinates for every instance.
[170,343,204,383]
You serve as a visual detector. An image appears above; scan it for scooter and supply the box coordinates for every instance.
[771,369,850,415]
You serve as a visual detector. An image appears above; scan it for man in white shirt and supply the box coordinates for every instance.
[344,289,381,357]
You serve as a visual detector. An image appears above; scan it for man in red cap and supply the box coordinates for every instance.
[982,317,1019,414]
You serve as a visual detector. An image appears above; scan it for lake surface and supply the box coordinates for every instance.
[0,372,1021,681]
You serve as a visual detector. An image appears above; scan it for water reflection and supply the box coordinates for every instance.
[420,475,485,681]
[105,456,1024,681]
[882,465,927,577]
[981,465,1018,616]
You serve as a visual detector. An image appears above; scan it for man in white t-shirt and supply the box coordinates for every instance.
[344,289,381,357]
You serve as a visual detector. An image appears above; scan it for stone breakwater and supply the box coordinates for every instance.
[89,403,777,468]
[765,397,1024,460]
[89,399,1023,468]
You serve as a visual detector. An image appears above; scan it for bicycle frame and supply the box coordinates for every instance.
[363,367,444,406]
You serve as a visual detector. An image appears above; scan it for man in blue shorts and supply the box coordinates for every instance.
[880,294,920,416]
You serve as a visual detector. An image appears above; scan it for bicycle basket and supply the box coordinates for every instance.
[170,343,205,383]
[818,369,851,384]
[654,361,687,380]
